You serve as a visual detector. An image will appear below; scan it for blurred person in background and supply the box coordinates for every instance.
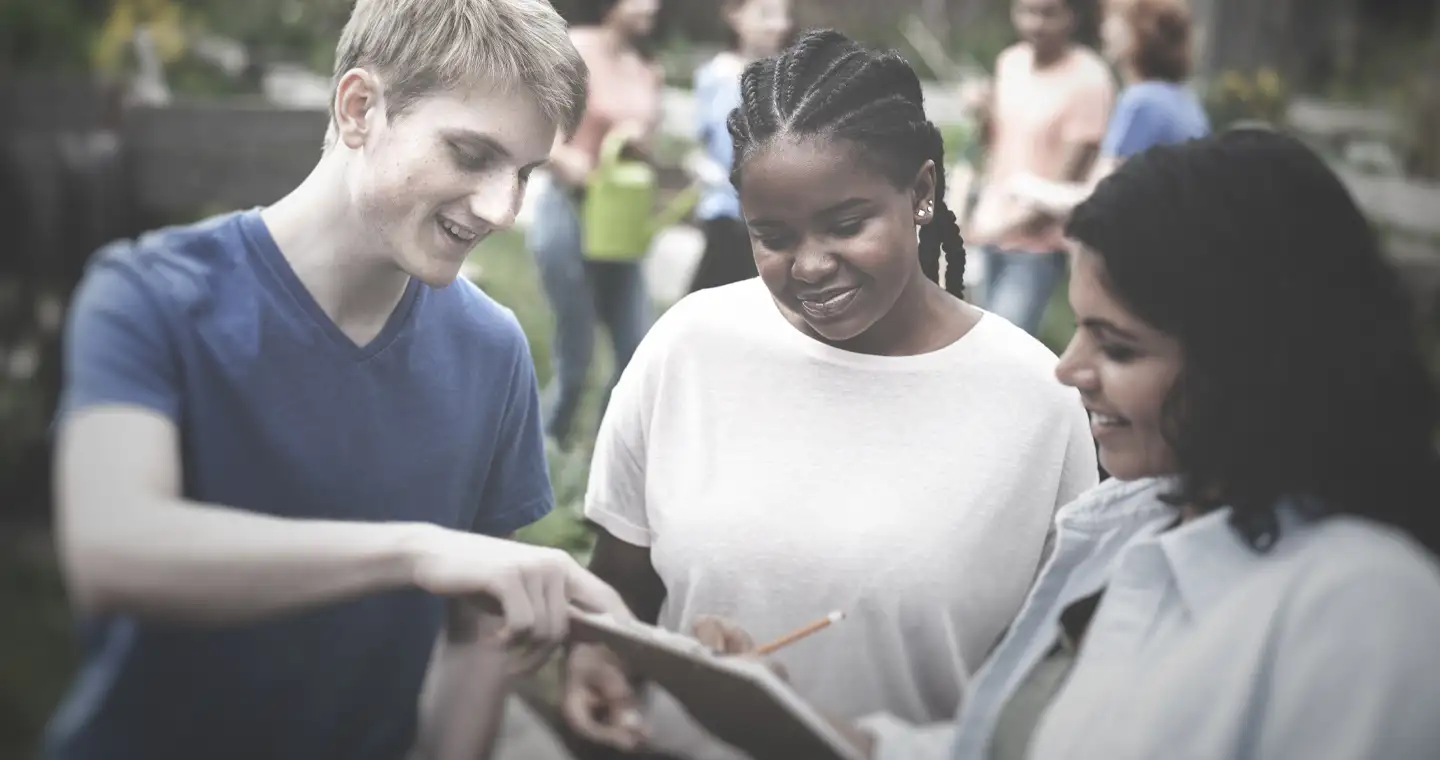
[685,0,795,293]
[530,0,665,448]
[1006,0,1209,218]
[964,0,1114,337]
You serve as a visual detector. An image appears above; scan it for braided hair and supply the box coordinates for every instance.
[726,29,967,298]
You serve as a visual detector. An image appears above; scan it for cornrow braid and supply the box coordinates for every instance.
[923,123,967,298]
[728,29,967,298]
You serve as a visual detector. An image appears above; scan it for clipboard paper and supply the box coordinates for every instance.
[569,612,865,760]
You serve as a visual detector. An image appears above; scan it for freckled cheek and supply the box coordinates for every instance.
[376,151,457,197]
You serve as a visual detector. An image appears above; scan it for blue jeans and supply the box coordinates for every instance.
[980,247,1067,337]
[527,181,652,444]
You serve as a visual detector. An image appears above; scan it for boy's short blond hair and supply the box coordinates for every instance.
[330,0,587,137]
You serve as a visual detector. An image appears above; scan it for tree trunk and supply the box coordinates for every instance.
[921,0,950,43]
[1193,0,1358,88]
[1410,3,1440,179]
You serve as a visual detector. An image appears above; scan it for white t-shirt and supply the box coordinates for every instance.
[584,279,1097,756]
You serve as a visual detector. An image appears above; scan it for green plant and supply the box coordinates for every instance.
[1204,67,1289,129]
[0,0,108,71]
[939,119,982,167]
[91,0,189,74]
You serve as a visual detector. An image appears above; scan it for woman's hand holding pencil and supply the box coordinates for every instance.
[690,615,757,656]
[690,610,848,683]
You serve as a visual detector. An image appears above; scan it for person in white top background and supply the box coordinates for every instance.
[558,29,1098,759]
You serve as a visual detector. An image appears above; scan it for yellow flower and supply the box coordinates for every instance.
[91,0,189,71]
[1219,70,1247,96]
[1256,68,1282,98]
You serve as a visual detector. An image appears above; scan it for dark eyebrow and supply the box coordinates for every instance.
[747,197,873,228]
[441,129,548,172]
[817,197,873,217]
[1078,317,1141,342]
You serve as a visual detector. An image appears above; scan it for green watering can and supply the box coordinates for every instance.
[582,129,701,262]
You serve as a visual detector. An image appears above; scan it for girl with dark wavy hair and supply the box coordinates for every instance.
[810,128,1440,760]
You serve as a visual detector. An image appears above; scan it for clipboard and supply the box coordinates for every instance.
[569,611,865,760]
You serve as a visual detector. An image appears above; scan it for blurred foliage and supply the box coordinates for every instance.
[92,0,188,72]
[1204,67,1289,128]
[191,0,350,76]
[0,0,109,72]
[0,541,75,759]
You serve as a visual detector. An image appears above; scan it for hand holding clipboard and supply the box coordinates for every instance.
[566,610,865,760]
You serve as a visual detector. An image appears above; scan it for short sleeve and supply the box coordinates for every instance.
[1037,396,1099,573]
[1062,66,1115,146]
[583,315,668,548]
[1057,396,1100,508]
[58,247,183,422]
[475,322,554,536]
[1101,87,1166,159]
[1255,558,1440,760]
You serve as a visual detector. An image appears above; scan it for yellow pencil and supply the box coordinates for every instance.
[751,610,846,656]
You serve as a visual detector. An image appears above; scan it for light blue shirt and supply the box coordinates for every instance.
[693,55,743,221]
[861,477,1440,760]
[1100,81,1210,159]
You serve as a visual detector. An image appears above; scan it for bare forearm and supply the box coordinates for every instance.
[548,144,592,188]
[1020,178,1093,217]
[995,142,1101,235]
[412,603,510,760]
[587,532,665,625]
[58,496,433,623]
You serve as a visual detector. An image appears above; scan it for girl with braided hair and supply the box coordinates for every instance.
[561,30,1097,759]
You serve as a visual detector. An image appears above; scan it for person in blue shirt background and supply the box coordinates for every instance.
[685,0,794,293]
[1007,0,1210,217]
[40,2,630,760]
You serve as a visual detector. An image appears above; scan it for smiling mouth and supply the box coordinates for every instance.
[797,287,860,319]
[1088,410,1131,430]
[437,215,479,245]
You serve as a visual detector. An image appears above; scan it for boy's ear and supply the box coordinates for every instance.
[332,68,386,149]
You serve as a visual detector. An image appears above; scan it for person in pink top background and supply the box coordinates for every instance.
[529,0,666,448]
[964,0,1115,337]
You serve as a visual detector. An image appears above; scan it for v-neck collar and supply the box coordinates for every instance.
[239,209,422,362]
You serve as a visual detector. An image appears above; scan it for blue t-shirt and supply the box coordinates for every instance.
[41,210,553,760]
[693,55,743,221]
[1100,81,1211,159]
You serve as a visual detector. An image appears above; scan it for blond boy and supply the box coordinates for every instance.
[42,3,627,759]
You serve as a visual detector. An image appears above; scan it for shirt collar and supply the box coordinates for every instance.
[1055,476,1180,533]
[1156,501,1313,619]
